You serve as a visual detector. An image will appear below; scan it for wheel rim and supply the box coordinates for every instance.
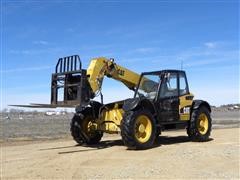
[82,117,96,138]
[197,113,209,135]
[134,115,152,143]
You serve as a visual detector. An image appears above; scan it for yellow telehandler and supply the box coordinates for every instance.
[17,55,212,149]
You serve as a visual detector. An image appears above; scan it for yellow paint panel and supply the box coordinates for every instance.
[97,105,124,133]
[87,58,107,92]
[179,93,194,121]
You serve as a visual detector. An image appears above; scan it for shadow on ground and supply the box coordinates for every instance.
[39,136,213,154]
[58,139,124,154]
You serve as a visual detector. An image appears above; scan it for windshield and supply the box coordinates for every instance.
[135,74,160,99]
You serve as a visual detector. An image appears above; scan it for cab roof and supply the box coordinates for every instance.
[141,69,186,75]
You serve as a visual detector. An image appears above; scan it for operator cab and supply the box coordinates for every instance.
[134,70,192,123]
[135,70,189,99]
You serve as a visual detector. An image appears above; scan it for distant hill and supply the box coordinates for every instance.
[212,104,240,111]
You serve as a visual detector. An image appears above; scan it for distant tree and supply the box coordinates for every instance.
[9,108,20,113]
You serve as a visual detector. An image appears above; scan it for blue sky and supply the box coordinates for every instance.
[1,1,239,110]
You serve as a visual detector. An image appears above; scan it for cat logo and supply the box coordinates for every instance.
[117,69,125,76]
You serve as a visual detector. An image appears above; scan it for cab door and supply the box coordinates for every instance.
[178,72,193,121]
[156,72,179,122]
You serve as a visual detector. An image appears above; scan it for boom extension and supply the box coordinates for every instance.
[87,57,141,93]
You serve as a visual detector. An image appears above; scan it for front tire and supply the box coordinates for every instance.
[121,109,156,149]
[187,106,212,141]
[70,111,103,145]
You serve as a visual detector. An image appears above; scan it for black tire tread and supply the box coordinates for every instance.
[70,112,103,145]
[121,110,156,149]
[187,106,212,142]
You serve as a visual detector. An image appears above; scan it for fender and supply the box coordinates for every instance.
[75,100,102,118]
[192,100,211,112]
[123,98,156,115]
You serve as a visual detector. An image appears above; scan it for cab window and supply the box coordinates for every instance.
[179,73,189,96]
[160,73,178,98]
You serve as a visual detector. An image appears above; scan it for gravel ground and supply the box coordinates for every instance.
[0,110,239,179]
[1,128,239,179]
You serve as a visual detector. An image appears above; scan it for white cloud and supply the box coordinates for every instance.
[125,50,236,67]
[184,58,229,68]
[33,40,49,45]
[204,42,218,49]
[1,65,52,73]
[8,47,64,55]
[9,50,32,55]
[192,87,239,106]
[66,28,75,33]
[175,43,238,68]
[134,47,156,53]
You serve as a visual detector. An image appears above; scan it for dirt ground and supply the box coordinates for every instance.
[1,128,239,179]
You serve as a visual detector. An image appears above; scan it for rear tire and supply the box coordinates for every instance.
[121,109,156,149]
[70,111,103,145]
[187,106,212,141]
